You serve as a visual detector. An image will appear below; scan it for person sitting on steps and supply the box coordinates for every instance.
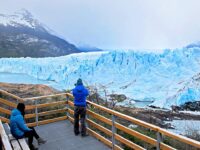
[72,78,89,137]
[10,103,46,150]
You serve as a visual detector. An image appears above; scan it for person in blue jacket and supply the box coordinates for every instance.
[10,103,46,150]
[72,78,89,136]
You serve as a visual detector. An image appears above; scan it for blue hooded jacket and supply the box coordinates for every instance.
[72,85,89,107]
[10,109,31,138]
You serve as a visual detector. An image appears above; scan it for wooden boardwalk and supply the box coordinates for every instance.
[1,90,200,150]
[33,120,109,150]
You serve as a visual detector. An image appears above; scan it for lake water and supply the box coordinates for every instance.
[0,72,152,108]
[0,72,63,90]
[134,101,153,108]
[165,120,200,135]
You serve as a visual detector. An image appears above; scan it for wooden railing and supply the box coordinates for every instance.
[0,91,68,127]
[0,89,200,150]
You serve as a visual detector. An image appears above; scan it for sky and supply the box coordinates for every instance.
[0,0,200,51]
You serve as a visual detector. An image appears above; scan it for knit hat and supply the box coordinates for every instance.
[76,78,83,85]
[17,103,25,117]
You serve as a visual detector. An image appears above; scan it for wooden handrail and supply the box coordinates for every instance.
[1,91,200,149]
[0,89,23,102]
[68,108,174,150]
[0,117,9,123]
[0,98,17,108]
[86,101,200,149]
[87,119,112,136]
[25,101,67,110]
[115,122,157,146]
[27,116,67,127]
[25,108,67,119]
[67,116,122,150]
[68,100,74,107]
[0,107,11,115]
[115,134,145,150]
[87,110,112,126]
[87,101,159,130]
[87,118,145,150]
[67,96,200,149]
[87,109,174,150]
[23,93,68,101]
[0,97,67,111]
[159,128,200,149]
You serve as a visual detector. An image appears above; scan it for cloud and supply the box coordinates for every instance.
[0,0,200,50]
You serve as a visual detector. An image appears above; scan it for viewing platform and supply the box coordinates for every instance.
[1,89,200,150]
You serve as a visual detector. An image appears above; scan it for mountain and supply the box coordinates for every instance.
[78,44,102,52]
[186,41,200,49]
[0,82,59,98]
[0,9,79,57]
[0,44,200,109]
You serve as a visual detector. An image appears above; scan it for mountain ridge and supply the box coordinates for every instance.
[0,9,80,57]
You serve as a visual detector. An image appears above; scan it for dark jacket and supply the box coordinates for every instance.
[72,85,89,107]
[10,109,31,138]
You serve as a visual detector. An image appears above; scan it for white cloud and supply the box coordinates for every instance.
[0,0,200,50]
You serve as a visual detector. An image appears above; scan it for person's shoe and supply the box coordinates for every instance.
[37,137,47,145]
[81,133,89,137]
[29,144,38,150]
[74,131,80,136]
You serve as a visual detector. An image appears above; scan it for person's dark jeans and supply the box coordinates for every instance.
[74,106,86,136]
[0,138,3,150]
[23,127,39,147]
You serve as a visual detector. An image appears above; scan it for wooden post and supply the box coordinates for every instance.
[112,114,116,150]
[66,95,69,119]
[156,132,162,150]
[35,100,38,126]
[85,110,88,129]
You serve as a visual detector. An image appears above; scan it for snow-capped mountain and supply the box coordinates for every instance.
[0,44,200,109]
[0,9,79,57]
[0,9,45,30]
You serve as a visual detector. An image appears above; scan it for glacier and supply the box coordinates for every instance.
[0,46,200,109]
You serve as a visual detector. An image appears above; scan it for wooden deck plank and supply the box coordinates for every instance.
[9,139,21,150]
[18,139,30,150]
[0,120,12,150]
[6,124,22,150]
[5,123,29,150]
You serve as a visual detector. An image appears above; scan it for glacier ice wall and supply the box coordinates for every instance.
[0,46,200,108]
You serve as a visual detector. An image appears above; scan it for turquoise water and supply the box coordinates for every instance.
[0,72,62,90]
[134,101,152,108]
[0,72,152,108]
